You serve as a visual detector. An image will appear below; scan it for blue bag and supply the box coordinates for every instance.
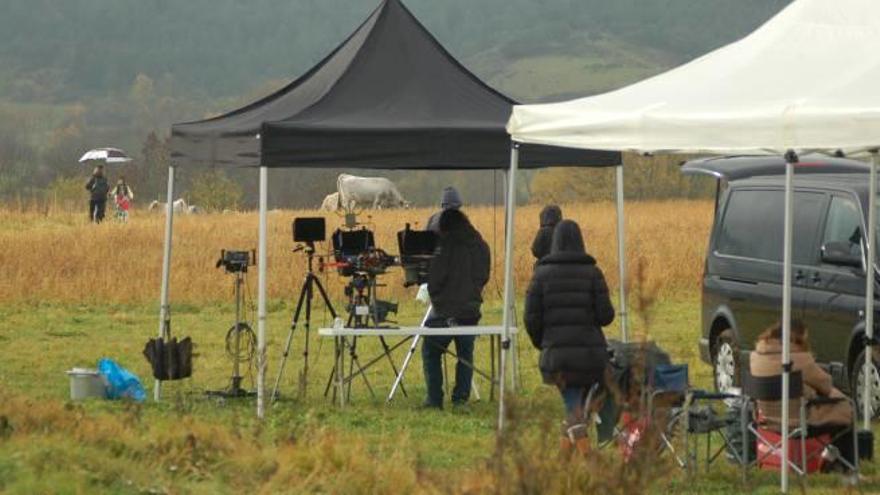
[97,358,146,401]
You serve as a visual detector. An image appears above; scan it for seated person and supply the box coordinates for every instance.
[750,319,854,465]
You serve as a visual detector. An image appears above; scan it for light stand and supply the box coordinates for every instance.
[208,250,256,399]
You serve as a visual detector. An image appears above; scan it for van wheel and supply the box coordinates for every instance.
[852,349,880,420]
[713,329,738,393]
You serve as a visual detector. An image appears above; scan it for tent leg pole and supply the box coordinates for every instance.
[781,151,797,494]
[257,166,269,419]
[615,165,628,342]
[155,165,175,402]
[865,150,878,429]
[503,170,520,392]
[499,142,519,432]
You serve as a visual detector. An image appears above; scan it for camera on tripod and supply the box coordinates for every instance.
[331,228,396,276]
[216,249,254,273]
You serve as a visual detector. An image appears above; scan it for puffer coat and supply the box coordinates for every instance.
[524,221,615,387]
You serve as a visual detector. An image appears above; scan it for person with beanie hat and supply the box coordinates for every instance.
[426,186,463,232]
[422,208,491,409]
[531,205,563,262]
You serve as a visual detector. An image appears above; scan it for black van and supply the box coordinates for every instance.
[683,155,880,415]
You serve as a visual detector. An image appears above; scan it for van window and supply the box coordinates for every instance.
[821,196,862,260]
[716,189,824,263]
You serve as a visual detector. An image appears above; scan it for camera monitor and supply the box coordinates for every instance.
[397,225,437,287]
[332,228,375,258]
[397,226,437,257]
[293,217,326,243]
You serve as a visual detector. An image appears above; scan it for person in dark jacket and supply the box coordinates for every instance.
[531,205,562,262]
[426,186,463,233]
[524,219,615,455]
[85,165,110,223]
[422,208,491,408]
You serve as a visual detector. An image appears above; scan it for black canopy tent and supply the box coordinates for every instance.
[160,0,624,425]
[171,0,612,169]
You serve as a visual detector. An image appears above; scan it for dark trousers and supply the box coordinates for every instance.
[89,200,106,223]
[422,315,479,407]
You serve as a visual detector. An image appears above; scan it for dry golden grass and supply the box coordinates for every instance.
[0,200,713,304]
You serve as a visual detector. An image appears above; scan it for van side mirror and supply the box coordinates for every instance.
[821,241,863,268]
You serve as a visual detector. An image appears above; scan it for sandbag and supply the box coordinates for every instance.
[143,336,193,381]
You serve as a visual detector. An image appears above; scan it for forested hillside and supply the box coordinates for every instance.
[0,0,791,206]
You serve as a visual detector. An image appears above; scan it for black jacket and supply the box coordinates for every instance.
[86,175,110,201]
[428,224,491,321]
[524,251,615,386]
[531,205,562,261]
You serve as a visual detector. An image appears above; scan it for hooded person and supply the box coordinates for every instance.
[422,208,491,409]
[524,219,615,456]
[85,165,110,223]
[531,205,563,262]
[426,186,463,233]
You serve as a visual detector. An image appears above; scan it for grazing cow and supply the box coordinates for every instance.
[336,174,408,210]
[320,192,340,211]
[149,199,190,214]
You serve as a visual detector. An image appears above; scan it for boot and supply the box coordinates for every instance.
[559,421,574,459]
[574,436,591,456]
[564,420,590,458]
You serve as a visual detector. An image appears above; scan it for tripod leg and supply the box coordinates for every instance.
[312,275,338,319]
[271,275,309,402]
[379,336,408,397]
[388,335,419,402]
[299,277,313,399]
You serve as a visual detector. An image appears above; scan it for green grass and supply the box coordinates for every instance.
[0,293,877,493]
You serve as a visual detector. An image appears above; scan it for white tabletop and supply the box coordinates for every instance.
[318,325,518,337]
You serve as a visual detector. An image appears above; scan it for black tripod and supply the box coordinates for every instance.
[272,243,336,401]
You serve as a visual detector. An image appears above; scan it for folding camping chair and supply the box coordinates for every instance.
[681,389,749,474]
[601,357,694,468]
[741,370,861,484]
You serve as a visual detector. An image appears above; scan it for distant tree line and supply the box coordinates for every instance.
[0,0,788,208]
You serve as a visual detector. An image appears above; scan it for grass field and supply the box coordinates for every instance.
[0,202,877,494]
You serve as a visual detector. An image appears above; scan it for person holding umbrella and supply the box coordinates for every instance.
[79,147,132,223]
[85,165,110,223]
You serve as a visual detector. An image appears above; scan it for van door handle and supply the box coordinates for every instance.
[794,270,806,281]
[811,272,822,284]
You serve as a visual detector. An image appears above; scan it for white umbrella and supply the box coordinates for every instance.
[79,147,132,164]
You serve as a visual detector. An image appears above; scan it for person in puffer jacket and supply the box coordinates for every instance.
[531,205,562,262]
[524,219,615,456]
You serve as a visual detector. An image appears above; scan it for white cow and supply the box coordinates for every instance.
[149,199,191,214]
[336,174,408,210]
[320,192,341,211]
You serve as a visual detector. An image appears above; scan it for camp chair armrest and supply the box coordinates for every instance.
[806,396,852,407]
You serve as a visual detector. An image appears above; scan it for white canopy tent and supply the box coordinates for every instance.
[508,0,880,491]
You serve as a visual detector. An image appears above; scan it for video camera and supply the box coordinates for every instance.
[331,228,396,276]
[397,224,437,287]
[216,249,255,273]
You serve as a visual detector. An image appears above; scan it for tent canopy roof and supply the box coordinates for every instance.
[172,0,617,170]
[508,0,880,156]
